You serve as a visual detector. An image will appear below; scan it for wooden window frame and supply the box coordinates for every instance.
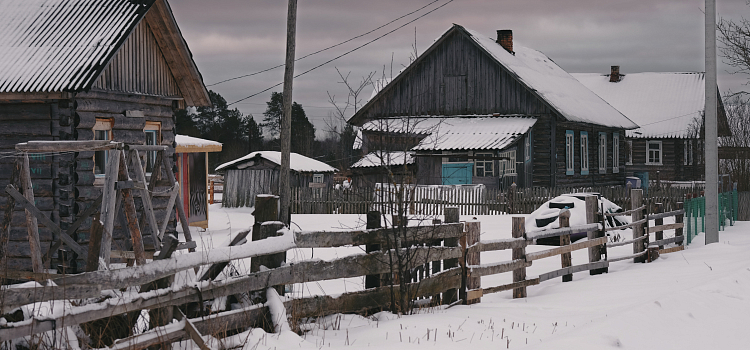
[312,174,324,183]
[613,133,620,173]
[498,150,516,176]
[598,132,607,174]
[474,152,495,177]
[565,130,574,175]
[646,140,663,165]
[580,131,589,175]
[93,118,113,178]
[626,140,633,165]
[144,121,161,173]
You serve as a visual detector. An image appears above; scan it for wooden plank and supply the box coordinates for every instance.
[607,250,648,263]
[649,235,684,247]
[603,205,645,217]
[1,284,101,309]
[158,182,180,240]
[43,195,103,265]
[466,288,483,302]
[20,153,43,273]
[482,278,540,295]
[559,209,573,282]
[294,222,464,248]
[162,155,195,252]
[471,237,527,253]
[658,245,685,255]
[183,315,212,350]
[4,185,87,259]
[469,259,531,278]
[647,209,685,221]
[525,223,600,240]
[15,141,121,152]
[538,261,609,282]
[0,159,20,268]
[117,150,147,266]
[604,217,648,232]
[526,237,607,262]
[647,222,684,233]
[99,149,121,266]
[85,212,103,272]
[607,235,648,248]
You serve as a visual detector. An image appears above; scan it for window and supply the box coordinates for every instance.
[93,118,113,175]
[565,130,574,175]
[697,140,703,164]
[598,132,607,174]
[613,133,620,173]
[313,174,324,183]
[646,140,662,165]
[580,131,589,175]
[524,132,531,162]
[498,150,516,175]
[144,122,161,173]
[626,140,633,165]
[684,140,693,165]
[475,152,495,177]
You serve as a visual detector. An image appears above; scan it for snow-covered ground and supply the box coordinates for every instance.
[179,204,750,349]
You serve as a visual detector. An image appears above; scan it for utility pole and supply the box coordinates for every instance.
[280,0,297,225]
[705,0,719,244]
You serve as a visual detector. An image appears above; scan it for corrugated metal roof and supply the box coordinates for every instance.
[572,72,705,138]
[0,0,150,93]
[351,151,414,169]
[362,116,536,151]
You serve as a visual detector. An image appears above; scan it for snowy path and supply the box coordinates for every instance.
[179,205,750,349]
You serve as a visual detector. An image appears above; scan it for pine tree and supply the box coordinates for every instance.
[261,92,316,156]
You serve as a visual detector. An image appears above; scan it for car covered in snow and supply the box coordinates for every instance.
[525,193,631,245]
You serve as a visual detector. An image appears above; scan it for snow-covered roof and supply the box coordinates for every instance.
[464,28,638,130]
[215,151,337,173]
[351,151,414,169]
[175,135,222,153]
[572,72,705,138]
[0,0,147,93]
[360,116,536,151]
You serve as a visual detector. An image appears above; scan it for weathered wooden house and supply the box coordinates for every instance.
[175,135,222,229]
[216,151,337,208]
[574,68,731,183]
[349,25,638,189]
[0,0,210,272]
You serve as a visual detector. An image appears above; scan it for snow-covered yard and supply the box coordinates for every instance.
[180,204,750,349]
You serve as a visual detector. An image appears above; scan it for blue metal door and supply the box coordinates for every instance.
[442,163,473,185]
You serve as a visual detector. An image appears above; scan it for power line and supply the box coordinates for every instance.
[228,0,455,106]
[207,0,443,87]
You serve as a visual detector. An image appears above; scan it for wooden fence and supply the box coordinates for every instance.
[290,184,700,215]
[1,190,686,348]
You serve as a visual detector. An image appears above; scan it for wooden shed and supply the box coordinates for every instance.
[216,151,337,208]
[0,0,210,272]
[175,135,222,229]
[349,25,638,189]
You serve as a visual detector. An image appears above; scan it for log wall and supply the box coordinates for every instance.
[554,122,626,187]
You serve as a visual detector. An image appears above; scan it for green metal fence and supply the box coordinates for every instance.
[684,190,738,245]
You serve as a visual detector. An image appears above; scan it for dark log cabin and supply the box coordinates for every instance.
[0,0,210,272]
[349,25,638,190]
[574,68,731,184]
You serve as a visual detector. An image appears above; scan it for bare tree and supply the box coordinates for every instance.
[720,94,750,190]
[719,11,750,80]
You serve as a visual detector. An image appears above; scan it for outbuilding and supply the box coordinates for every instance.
[175,135,222,229]
[216,151,337,207]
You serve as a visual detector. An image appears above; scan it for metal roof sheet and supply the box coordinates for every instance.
[351,151,414,169]
[572,72,705,138]
[215,151,337,173]
[0,0,150,93]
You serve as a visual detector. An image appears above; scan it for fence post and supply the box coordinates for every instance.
[251,195,284,296]
[365,211,381,289]
[558,209,572,282]
[462,220,480,305]
[631,189,645,263]
[512,217,527,298]
[585,195,606,275]
[507,183,516,214]
[443,207,459,304]
[209,180,214,205]
[676,202,684,246]
[654,202,664,250]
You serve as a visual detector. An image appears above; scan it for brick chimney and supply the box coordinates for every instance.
[610,65,621,82]
[496,29,514,55]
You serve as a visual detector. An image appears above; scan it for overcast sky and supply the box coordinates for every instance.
[170,0,750,134]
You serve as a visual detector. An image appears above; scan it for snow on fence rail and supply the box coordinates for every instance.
[0,190,686,347]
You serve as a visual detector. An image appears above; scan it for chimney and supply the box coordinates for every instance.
[496,29,514,54]
[610,65,621,82]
